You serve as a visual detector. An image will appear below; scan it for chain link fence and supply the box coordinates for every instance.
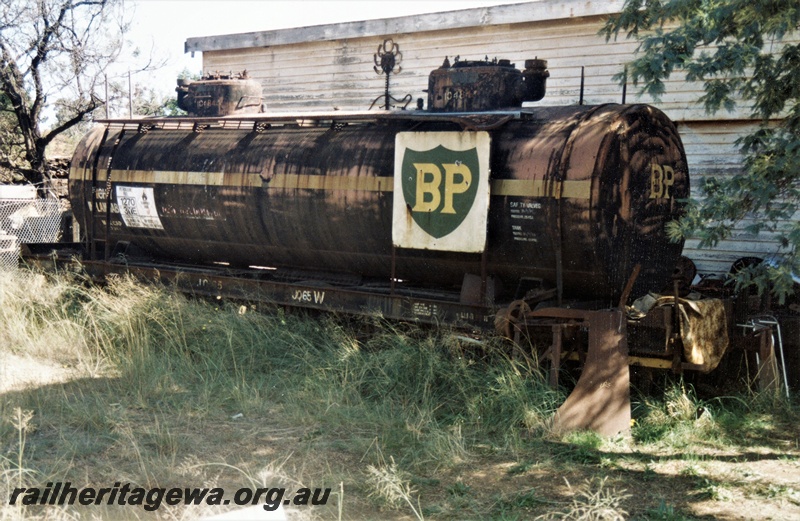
[0,197,64,271]
[0,231,19,271]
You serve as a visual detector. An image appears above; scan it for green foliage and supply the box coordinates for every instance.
[553,430,605,465]
[638,499,697,520]
[132,85,187,117]
[492,488,547,519]
[602,0,800,302]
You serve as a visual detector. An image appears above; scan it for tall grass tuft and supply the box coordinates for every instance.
[631,378,800,449]
[366,456,424,521]
[1,268,566,518]
[631,383,721,446]
[0,270,99,373]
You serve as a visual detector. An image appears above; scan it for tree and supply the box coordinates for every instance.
[131,83,186,117]
[0,93,25,182]
[602,0,800,301]
[0,0,127,187]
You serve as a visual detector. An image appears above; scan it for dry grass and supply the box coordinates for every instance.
[0,268,798,520]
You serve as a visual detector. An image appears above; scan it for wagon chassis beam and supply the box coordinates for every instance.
[72,259,497,330]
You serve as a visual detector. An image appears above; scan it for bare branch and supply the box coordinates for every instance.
[0,0,127,184]
[40,94,101,148]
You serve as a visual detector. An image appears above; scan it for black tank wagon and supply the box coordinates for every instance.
[69,58,688,312]
[63,57,730,435]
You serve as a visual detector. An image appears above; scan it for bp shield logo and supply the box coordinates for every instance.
[401,145,480,238]
[393,132,490,252]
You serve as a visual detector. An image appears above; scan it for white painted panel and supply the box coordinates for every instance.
[116,186,164,230]
[0,185,36,199]
[393,132,490,252]
[200,15,783,121]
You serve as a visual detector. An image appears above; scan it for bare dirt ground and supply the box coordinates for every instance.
[0,352,80,394]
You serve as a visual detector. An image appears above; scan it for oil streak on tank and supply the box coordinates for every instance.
[69,102,688,304]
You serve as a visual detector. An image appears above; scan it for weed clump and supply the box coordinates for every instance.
[536,477,630,521]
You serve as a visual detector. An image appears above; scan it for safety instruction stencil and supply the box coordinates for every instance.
[115,186,164,230]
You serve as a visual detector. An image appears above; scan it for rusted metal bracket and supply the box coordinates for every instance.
[552,309,631,436]
[618,264,641,308]
[527,307,631,436]
[499,264,642,436]
[736,325,782,395]
[756,327,780,393]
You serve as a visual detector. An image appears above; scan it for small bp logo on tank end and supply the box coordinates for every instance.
[393,132,490,252]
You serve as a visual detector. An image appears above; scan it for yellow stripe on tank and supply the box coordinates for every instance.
[267,174,393,192]
[99,171,591,199]
[104,170,262,187]
[490,179,591,199]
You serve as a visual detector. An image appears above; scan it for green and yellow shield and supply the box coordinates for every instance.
[400,145,480,238]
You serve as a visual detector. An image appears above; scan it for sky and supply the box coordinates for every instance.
[123,0,531,96]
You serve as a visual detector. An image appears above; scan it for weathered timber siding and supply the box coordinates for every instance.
[197,15,719,119]
[677,121,791,275]
[187,0,798,277]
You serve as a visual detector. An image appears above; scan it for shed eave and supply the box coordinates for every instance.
[184,0,623,53]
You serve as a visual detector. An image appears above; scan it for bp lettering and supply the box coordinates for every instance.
[411,162,472,214]
[650,163,675,199]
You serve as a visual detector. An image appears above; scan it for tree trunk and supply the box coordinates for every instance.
[25,139,47,192]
